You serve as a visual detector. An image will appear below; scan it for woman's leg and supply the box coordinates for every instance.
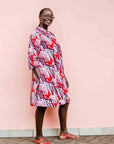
[35,106,47,140]
[59,102,79,139]
[58,102,69,134]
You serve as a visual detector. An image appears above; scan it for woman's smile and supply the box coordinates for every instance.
[45,20,51,24]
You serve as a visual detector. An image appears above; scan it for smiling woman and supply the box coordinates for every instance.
[28,7,79,144]
[39,8,55,26]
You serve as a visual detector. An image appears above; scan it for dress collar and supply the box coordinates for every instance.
[36,26,50,33]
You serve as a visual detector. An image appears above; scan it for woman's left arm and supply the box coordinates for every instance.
[64,74,69,88]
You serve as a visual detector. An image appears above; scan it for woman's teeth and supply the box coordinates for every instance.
[46,21,51,24]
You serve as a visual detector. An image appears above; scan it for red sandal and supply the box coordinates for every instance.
[59,132,80,140]
[34,137,51,144]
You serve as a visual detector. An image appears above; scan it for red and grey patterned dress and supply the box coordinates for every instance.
[28,26,70,107]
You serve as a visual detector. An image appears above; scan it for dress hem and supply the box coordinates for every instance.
[30,101,70,107]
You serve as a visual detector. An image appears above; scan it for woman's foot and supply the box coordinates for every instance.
[59,131,80,140]
[34,136,51,144]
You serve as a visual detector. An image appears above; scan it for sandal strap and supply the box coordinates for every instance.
[75,135,80,139]
[35,137,45,143]
[45,142,51,144]
[35,137,51,144]
[60,132,70,137]
[60,132,79,139]
[67,133,70,137]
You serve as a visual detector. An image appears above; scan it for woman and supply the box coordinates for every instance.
[28,8,79,144]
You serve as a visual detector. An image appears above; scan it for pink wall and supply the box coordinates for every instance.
[0,0,114,129]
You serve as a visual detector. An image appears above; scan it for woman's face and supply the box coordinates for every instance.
[39,9,55,26]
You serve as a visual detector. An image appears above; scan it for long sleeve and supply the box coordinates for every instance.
[28,31,41,70]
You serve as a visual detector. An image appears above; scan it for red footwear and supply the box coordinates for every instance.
[34,137,51,144]
[59,132,80,140]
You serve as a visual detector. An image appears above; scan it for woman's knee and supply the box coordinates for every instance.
[59,102,69,109]
[36,106,47,112]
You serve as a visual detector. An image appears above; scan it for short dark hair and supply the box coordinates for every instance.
[39,8,51,18]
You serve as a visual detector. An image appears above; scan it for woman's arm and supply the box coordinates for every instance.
[32,67,40,80]
[64,74,69,88]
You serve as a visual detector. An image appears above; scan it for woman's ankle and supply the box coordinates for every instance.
[60,130,68,134]
[35,135,44,140]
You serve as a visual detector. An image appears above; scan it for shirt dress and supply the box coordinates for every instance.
[28,26,71,107]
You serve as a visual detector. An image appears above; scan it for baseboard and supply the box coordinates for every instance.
[0,127,114,137]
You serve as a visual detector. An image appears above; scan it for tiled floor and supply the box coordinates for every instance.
[0,135,114,144]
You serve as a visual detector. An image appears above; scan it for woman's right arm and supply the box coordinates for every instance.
[28,31,41,79]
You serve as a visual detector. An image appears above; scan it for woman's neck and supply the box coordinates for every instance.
[38,23,48,30]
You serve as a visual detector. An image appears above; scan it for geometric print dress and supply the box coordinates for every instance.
[28,26,70,107]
